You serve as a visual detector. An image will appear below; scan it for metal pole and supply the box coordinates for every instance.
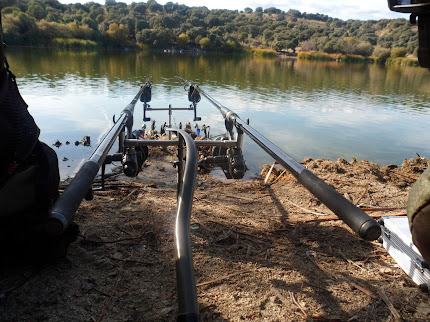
[177,133,184,199]
[170,128,200,321]
[177,78,381,241]
[124,139,237,148]
[169,104,172,140]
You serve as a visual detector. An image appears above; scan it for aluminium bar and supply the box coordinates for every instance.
[178,77,381,241]
[124,139,237,148]
[146,107,194,111]
[46,85,146,235]
[171,128,200,321]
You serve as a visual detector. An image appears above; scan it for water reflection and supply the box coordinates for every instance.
[6,47,430,179]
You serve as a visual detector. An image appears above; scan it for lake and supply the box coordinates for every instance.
[6,47,430,180]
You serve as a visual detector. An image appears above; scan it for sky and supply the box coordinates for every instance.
[58,0,408,21]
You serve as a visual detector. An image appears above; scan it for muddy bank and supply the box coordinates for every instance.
[1,150,429,321]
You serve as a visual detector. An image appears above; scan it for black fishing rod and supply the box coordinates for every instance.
[47,84,146,234]
[177,77,381,241]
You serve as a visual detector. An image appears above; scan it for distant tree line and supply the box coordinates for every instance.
[0,0,418,58]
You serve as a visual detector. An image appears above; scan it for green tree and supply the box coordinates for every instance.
[238,32,247,42]
[132,3,146,14]
[355,42,373,57]
[96,14,105,23]
[106,22,130,46]
[136,29,156,44]
[222,38,239,53]
[339,37,359,54]
[27,1,46,20]
[272,40,286,52]
[2,12,38,44]
[135,19,149,34]
[147,0,162,13]
[205,15,221,27]
[153,28,171,47]
[1,6,21,15]
[373,46,391,62]
[186,27,206,42]
[46,11,60,22]
[194,34,202,44]
[323,39,339,53]
[83,17,98,30]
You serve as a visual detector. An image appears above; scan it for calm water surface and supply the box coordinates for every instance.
[7,48,430,179]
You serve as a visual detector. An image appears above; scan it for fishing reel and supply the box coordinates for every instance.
[141,78,152,121]
[388,0,430,68]
[188,85,201,121]
[198,136,246,179]
[226,147,246,179]
[122,132,148,177]
[97,128,148,191]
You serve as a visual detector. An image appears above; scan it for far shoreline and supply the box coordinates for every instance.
[7,44,420,67]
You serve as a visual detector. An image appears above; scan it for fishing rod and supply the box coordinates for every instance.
[47,83,148,235]
[176,77,381,241]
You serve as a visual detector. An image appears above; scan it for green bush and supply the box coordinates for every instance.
[373,46,391,63]
[243,48,277,57]
[386,57,419,66]
[339,55,376,63]
[52,38,98,49]
[391,47,407,58]
[297,51,332,61]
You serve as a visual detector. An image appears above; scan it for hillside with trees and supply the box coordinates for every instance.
[0,0,418,60]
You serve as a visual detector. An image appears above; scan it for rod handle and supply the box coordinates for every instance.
[47,161,100,235]
[298,169,381,240]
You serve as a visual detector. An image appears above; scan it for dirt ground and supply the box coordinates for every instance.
[1,146,430,321]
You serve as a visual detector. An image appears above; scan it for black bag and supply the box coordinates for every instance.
[0,70,78,264]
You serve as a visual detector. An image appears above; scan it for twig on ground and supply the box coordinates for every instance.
[289,291,308,318]
[283,198,330,216]
[355,184,369,205]
[376,287,401,322]
[338,250,369,273]
[264,162,277,185]
[117,189,139,207]
[349,282,377,299]
[271,169,287,185]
